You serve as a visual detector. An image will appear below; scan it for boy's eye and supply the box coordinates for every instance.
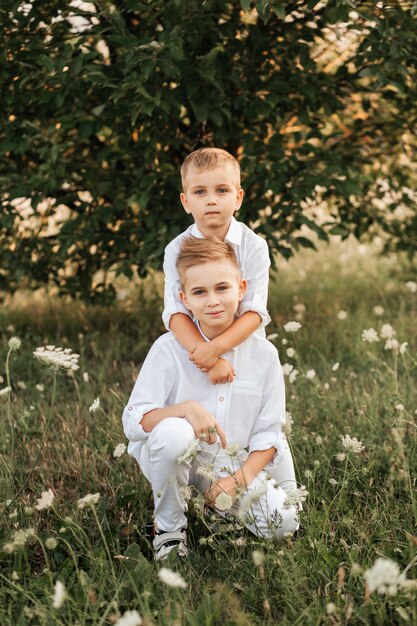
[194,189,205,195]
[217,285,228,291]
[217,188,228,193]
[193,290,205,296]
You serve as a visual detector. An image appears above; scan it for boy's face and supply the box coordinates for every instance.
[180,167,243,237]
[180,260,246,340]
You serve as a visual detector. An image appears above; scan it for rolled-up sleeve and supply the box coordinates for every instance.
[162,243,191,331]
[248,347,285,458]
[238,239,271,328]
[122,341,174,442]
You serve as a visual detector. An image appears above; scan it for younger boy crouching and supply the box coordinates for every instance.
[122,237,299,560]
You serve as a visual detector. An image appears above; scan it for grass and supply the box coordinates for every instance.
[0,238,416,625]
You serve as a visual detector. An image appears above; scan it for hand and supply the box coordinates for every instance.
[205,475,239,507]
[189,341,220,371]
[183,401,227,448]
[207,358,236,385]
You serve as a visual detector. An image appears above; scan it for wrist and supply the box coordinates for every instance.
[210,336,226,357]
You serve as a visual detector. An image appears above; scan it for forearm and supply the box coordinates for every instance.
[233,447,276,488]
[211,311,261,355]
[169,313,205,351]
[141,401,189,432]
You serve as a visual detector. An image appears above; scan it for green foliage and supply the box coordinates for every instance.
[1,0,417,300]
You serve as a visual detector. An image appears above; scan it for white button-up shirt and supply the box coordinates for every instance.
[122,331,287,465]
[162,217,271,335]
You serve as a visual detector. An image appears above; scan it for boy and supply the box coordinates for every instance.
[163,147,270,385]
[123,238,299,561]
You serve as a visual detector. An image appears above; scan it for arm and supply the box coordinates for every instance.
[162,242,191,331]
[238,238,271,327]
[142,400,227,448]
[189,311,261,368]
[206,447,276,504]
[170,312,205,352]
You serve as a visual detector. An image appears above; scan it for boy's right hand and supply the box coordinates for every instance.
[207,358,235,385]
[183,400,227,448]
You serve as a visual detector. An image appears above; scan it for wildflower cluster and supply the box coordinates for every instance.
[361,324,407,354]
[158,567,187,588]
[3,528,35,554]
[33,346,80,371]
[364,557,417,596]
[284,485,308,509]
[341,434,365,455]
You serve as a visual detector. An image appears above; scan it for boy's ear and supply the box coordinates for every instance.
[235,188,244,211]
[179,289,191,310]
[238,278,247,301]
[180,192,191,214]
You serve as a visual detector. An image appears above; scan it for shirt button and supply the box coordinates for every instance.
[128,406,133,411]
[219,396,224,402]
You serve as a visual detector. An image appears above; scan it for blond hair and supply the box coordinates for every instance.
[180,147,241,191]
[176,237,240,288]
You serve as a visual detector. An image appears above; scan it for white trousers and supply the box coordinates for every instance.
[137,418,299,540]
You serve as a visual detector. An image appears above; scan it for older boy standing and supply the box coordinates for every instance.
[123,238,299,561]
[163,147,270,385]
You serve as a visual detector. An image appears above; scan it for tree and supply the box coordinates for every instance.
[1,0,416,301]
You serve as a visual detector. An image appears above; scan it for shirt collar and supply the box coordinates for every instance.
[196,320,238,351]
[190,217,242,246]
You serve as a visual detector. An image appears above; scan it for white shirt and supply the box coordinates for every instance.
[122,331,286,464]
[162,217,271,335]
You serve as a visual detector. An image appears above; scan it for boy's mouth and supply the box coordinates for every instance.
[205,211,220,215]
[207,310,224,317]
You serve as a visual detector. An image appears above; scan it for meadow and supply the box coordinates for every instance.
[0,238,416,626]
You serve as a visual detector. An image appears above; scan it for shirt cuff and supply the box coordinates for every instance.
[122,403,160,442]
[248,431,287,466]
[238,300,271,328]
[162,305,191,331]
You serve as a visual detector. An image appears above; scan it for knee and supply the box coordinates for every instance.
[271,505,299,540]
[150,418,195,463]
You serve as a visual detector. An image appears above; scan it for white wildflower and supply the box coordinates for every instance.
[323,382,330,390]
[266,333,278,341]
[286,347,295,358]
[293,303,306,314]
[364,558,404,596]
[8,337,22,350]
[113,443,126,458]
[224,443,241,457]
[326,603,337,615]
[179,485,192,501]
[336,453,346,462]
[252,550,265,566]
[405,281,417,293]
[361,328,379,343]
[17,381,27,390]
[395,404,405,412]
[399,342,408,355]
[215,493,233,511]
[35,384,44,392]
[282,411,294,437]
[304,469,313,479]
[82,372,89,383]
[177,439,200,464]
[89,398,100,413]
[45,537,58,550]
[284,485,308,509]
[289,368,299,383]
[196,465,216,481]
[373,305,384,317]
[305,369,316,380]
[0,375,3,383]
[282,363,293,376]
[0,386,12,397]
[35,489,55,511]
[384,338,399,351]
[33,346,80,371]
[77,493,101,510]
[341,434,365,454]
[158,567,187,589]
[115,611,143,626]
[329,478,338,486]
[283,321,302,333]
[337,310,348,320]
[315,435,323,445]
[11,571,19,581]
[281,338,288,345]
[332,362,340,372]
[52,580,67,609]
[380,323,396,339]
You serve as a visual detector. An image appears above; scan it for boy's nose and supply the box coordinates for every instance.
[206,193,218,205]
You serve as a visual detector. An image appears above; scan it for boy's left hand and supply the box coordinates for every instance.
[205,475,238,507]
[189,341,220,370]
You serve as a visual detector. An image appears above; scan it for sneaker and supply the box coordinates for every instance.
[153,528,188,561]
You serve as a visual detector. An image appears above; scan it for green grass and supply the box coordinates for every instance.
[0,239,416,625]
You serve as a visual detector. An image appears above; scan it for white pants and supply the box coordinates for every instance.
[137,418,299,540]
